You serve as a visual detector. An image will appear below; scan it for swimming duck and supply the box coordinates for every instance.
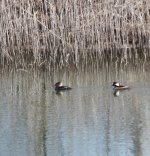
[112,81,129,90]
[55,82,72,91]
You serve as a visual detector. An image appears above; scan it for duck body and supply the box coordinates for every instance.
[112,81,129,90]
[55,82,72,91]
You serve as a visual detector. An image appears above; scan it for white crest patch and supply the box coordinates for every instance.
[59,82,63,86]
[115,82,120,86]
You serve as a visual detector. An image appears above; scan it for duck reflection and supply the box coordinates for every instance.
[55,90,64,95]
[113,90,120,97]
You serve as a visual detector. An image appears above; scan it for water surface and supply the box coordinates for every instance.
[0,66,150,156]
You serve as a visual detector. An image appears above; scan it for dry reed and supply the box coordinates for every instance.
[0,0,150,68]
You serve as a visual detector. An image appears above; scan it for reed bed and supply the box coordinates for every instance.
[0,0,150,68]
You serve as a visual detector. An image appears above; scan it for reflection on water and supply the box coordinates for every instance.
[0,66,150,156]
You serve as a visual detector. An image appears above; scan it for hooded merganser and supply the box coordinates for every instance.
[112,81,129,90]
[55,82,72,91]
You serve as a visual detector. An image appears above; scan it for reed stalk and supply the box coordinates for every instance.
[0,0,150,68]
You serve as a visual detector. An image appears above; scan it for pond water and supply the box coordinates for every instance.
[0,65,150,156]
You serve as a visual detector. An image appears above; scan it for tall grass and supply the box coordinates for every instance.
[0,0,150,68]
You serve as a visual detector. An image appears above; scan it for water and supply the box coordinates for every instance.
[0,66,150,156]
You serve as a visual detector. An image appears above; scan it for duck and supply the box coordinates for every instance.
[112,81,129,90]
[55,82,72,91]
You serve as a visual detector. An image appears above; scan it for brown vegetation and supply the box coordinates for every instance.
[0,0,150,68]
